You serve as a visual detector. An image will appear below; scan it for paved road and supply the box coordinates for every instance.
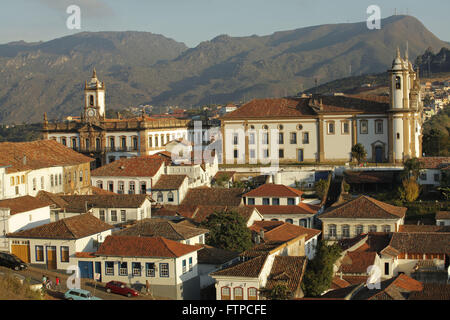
[0,265,165,300]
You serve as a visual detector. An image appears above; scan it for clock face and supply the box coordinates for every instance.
[87,109,96,117]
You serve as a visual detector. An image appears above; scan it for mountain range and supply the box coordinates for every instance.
[0,15,448,124]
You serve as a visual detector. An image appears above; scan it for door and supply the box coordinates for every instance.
[375,146,383,163]
[11,241,30,263]
[297,149,304,162]
[95,262,102,282]
[384,262,390,276]
[78,261,94,279]
[46,246,57,270]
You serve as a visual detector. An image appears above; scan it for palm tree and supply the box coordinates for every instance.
[351,143,367,164]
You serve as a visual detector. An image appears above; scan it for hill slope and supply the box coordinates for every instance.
[0,15,448,123]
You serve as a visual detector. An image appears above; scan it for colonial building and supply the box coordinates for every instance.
[42,70,214,169]
[220,50,423,164]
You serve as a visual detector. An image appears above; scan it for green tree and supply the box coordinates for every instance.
[402,157,422,180]
[301,240,342,297]
[259,283,292,300]
[398,178,420,203]
[351,143,367,164]
[314,178,329,201]
[200,210,253,252]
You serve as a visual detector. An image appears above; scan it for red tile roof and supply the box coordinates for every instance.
[339,251,377,274]
[419,157,450,169]
[0,196,50,215]
[152,174,187,190]
[250,221,320,242]
[181,187,244,207]
[96,235,201,258]
[7,213,112,239]
[91,156,164,177]
[320,195,407,219]
[244,184,304,198]
[382,232,450,255]
[0,140,93,173]
[210,254,268,278]
[265,256,307,294]
[398,224,450,233]
[436,211,450,220]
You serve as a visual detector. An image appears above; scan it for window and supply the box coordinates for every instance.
[342,122,350,134]
[286,218,293,224]
[278,124,284,130]
[41,176,44,189]
[263,149,269,158]
[109,137,115,149]
[290,132,297,144]
[302,132,309,144]
[132,262,141,276]
[16,176,19,185]
[279,149,284,159]
[384,262,390,276]
[221,287,231,300]
[108,181,114,192]
[59,174,62,185]
[249,149,255,159]
[160,263,169,277]
[21,175,25,184]
[272,198,280,205]
[247,198,255,205]
[79,171,83,182]
[146,263,155,277]
[233,133,239,145]
[182,259,187,274]
[97,180,103,189]
[263,198,270,205]
[262,125,268,130]
[360,120,368,134]
[189,257,193,271]
[297,124,303,130]
[121,210,126,222]
[121,137,127,149]
[342,225,350,238]
[395,76,401,89]
[10,177,14,186]
[287,198,295,205]
[382,225,391,233]
[129,181,135,194]
[234,287,243,300]
[233,149,238,159]
[167,192,174,202]
[35,246,44,261]
[375,120,383,134]
[356,225,364,235]
[434,174,440,182]
[32,178,36,191]
[96,138,101,150]
[369,225,377,233]
[396,133,400,140]
[85,139,90,150]
[328,224,337,238]
[61,138,67,146]
[118,181,124,194]
[99,210,105,221]
[72,138,77,149]
[119,262,128,276]
[278,132,284,144]
[328,122,335,134]
[262,132,269,145]
[89,95,94,106]
[149,136,153,148]
[60,246,69,262]
[105,262,114,275]
[157,192,163,203]
[111,210,117,222]
[249,133,255,145]
[248,288,257,300]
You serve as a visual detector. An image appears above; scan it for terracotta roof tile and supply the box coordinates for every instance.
[96,235,201,258]
[152,174,187,190]
[419,157,450,169]
[210,255,267,278]
[0,140,93,174]
[339,251,377,274]
[249,203,319,216]
[244,184,304,198]
[331,276,351,289]
[197,245,240,265]
[436,211,450,220]
[91,156,164,177]
[213,171,236,181]
[265,256,307,293]
[7,213,112,239]
[408,283,450,300]
[383,232,450,255]
[114,218,208,241]
[320,195,406,219]
[0,195,50,215]
[181,187,244,207]
[250,221,320,242]
[398,224,450,233]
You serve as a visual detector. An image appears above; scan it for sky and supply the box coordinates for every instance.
[1,0,449,47]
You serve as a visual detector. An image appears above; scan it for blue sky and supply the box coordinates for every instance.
[1,0,449,47]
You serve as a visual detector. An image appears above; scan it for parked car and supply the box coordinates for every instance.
[105,281,139,297]
[64,288,102,300]
[0,252,27,271]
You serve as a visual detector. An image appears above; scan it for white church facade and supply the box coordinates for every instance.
[221,50,423,164]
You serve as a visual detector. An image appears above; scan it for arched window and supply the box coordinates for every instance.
[157,192,163,202]
[262,125,268,130]
[248,287,258,300]
[167,191,174,202]
[271,218,279,221]
[382,225,391,233]
[96,180,103,189]
[234,287,243,300]
[395,76,401,89]
[328,224,337,238]
[285,219,293,224]
[221,287,230,300]
[369,225,377,233]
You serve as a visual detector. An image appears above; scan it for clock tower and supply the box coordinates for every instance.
[84,68,105,122]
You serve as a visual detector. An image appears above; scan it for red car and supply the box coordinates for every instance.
[105,281,139,297]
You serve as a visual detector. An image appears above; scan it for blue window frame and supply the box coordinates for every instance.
[247,198,255,205]
[35,245,44,262]
[60,246,69,262]
[105,261,114,275]
[160,263,169,277]
[119,262,128,276]
[146,263,155,277]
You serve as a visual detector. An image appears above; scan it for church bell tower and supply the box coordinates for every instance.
[84,68,105,122]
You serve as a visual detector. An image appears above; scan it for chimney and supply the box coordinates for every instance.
[259,230,264,240]
[22,155,27,165]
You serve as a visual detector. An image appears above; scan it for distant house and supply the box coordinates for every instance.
[0,140,94,199]
[0,196,51,252]
[152,174,189,205]
[114,218,208,245]
[91,156,165,194]
[36,191,152,225]
[319,196,406,241]
[74,235,202,300]
[244,183,321,228]
[418,157,450,186]
[7,213,112,270]
[436,211,450,226]
[181,187,245,207]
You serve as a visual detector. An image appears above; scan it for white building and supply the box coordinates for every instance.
[436,211,450,226]
[0,196,51,253]
[221,50,423,165]
[7,213,112,270]
[418,157,450,186]
[152,175,189,205]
